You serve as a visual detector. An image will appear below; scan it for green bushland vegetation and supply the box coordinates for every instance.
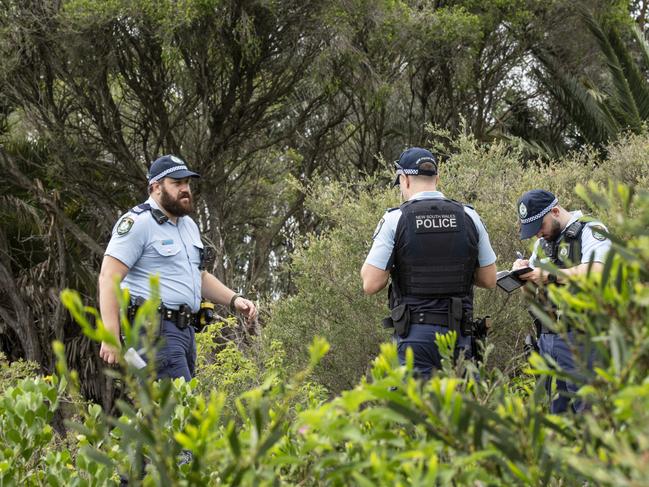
[3,2,649,482]
[4,0,649,406]
[2,131,649,484]
[265,130,649,394]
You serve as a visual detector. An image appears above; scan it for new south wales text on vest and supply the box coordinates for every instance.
[414,214,459,232]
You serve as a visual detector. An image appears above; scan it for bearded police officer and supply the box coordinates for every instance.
[512,189,611,413]
[361,148,497,378]
[98,155,258,381]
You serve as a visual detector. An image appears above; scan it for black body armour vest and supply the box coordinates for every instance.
[390,198,479,316]
[539,221,585,270]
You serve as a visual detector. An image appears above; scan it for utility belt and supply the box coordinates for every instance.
[406,311,476,335]
[127,301,197,330]
[382,298,476,338]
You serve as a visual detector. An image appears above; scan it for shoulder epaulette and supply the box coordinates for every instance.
[386,207,399,213]
[129,203,168,225]
[130,204,149,215]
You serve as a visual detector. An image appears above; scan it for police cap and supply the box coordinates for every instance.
[147,155,200,184]
[393,147,438,186]
[517,189,558,240]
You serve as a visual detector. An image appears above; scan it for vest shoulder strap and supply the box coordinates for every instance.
[564,220,584,240]
[447,197,472,210]
[564,220,585,262]
[400,196,463,210]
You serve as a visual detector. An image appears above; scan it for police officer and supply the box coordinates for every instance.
[98,154,258,381]
[512,189,611,413]
[361,148,497,378]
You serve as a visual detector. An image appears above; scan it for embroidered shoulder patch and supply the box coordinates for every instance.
[372,218,385,240]
[591,225,607,241]
[117,216,134,236]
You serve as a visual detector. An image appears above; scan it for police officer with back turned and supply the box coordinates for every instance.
[361,148,497,379]
[512,189,611,413]
[98,154,258,381]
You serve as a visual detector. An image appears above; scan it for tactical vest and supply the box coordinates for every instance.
[533,220,586,334]
[390,198,479,316]
[540,220,585,269]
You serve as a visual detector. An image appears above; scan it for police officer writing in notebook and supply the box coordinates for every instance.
[512,189,611,413]
[361,148,497,379]
[98,155,257,381]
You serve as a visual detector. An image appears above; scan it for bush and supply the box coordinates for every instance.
[2,177,649,484]
[0,276,330,485]
[277,181,649,485]
[195,320,327,416]
[0,351,40,393]
[264,176,395,394]
[266,131,649,392]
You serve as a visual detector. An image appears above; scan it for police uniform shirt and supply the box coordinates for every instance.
[105,197,204,312]
[365,191,497,270]
[529,211,611,267]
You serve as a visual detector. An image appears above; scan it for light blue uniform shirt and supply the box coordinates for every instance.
[364,191,497,270]
[105,197,204,312]
[529,210,611,267]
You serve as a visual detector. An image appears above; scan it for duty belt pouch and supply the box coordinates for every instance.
[127,296,146,323]
[175,304,191,330]
[391,304,410,338]
[449,297,463,336]
[382,316,394,329]
[460,316,473,336]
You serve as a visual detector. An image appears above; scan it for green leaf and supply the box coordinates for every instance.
[226,422,241,458]
[308,337,330,367]
[79,446,114,468]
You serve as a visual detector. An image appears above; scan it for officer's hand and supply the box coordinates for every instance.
[512,259,530,271]
[234,297,258,322]
[519,267,545,286]
[100,342,120,365]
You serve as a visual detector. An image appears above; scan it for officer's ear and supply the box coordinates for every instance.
[402,174,410,188]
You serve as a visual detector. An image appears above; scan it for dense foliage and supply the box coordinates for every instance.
[2,1,649,483]
[1,180,648,485]
[265,130,649,393]
[1,0,646,397]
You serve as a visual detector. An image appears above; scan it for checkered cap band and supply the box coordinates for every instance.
[148,165,188,184]
[394,162,435,176]
[395,167,420,176]
[520,197,558,224]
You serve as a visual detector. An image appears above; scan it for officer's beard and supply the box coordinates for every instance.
[546,217,562,241]
[160,186,194,217]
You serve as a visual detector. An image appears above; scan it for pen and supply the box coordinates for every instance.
[516,251,524,260]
